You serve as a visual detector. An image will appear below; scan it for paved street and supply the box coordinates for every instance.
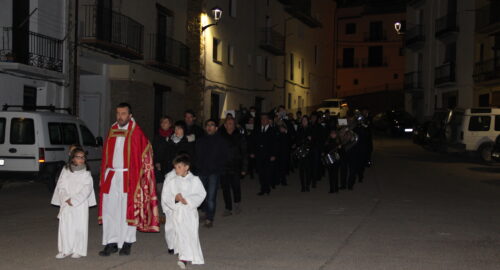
[1,138,499,270]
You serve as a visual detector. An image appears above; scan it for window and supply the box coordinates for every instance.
[81,125,96,146]
[213,38,222,63]
[287,93,292,109]
[10,118,35,145]
[353,79,359,85]
[265,57,270,79]
[0,118,5,144]
[369,21,383,40]
[345,23,356,34]
[229,0,237,17]
[479,94,489,107]
[445,42,456,63]
[301,58,305,84]
[343,48,354,67]
[290,53,294,80]
[314,45,318,65]
[496,116,500,131]
[368,46,383,67]
[48,123,80,145]
[468,116,491,131]
[23,86,36,110]
[48,123,62,144]
[228,45,235,66]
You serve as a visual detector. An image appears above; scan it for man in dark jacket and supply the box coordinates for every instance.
[196,119,229,228]
[249,113,277,196]
[219,118,247,216]
[184,109,204,142]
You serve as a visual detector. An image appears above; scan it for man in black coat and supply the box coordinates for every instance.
[219,118,247,215]
[184,109,204,142]
[249,113,277,196]
[195,119,229,227]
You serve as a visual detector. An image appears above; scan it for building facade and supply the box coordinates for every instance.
[334,0,405,114]
[405,0,475,121]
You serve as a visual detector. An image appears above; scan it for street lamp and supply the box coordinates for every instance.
[202,6,223,32]
[394,21,403,35]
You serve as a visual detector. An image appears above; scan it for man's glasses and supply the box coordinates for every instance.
[74,155,86,160]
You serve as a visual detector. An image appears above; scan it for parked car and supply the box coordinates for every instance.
[491,135,500,162]
[444,107,500,162]
[0,106,102,191]
[316,98,349,118]
[412,109,452,150]
[372,110,417,136]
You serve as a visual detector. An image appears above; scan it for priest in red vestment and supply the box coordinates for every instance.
[98,103,159,257]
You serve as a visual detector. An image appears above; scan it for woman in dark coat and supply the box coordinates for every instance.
[153,116,174,183]
[164,121,196,174]
[294,116,313,192]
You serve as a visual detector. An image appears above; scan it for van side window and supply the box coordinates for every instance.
[48,123,80,145]
[0,118,5,144]
[10,118,35,144]
[468,116,491,131]
[496,116,500,131]
[80,125,96,146]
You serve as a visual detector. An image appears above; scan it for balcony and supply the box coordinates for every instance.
[363,31,387,42]
[405,25,425,50]
[474,57,500,85]
[81,5,144,59]
[435,62,456,86]
[336,59,361,68]
[435,13,459,40]
[404,71,423,92]
[145,34,189,76]
[259,28,285,56]
[0,27,63,78]
[361,56,388,67]
[476,3,500,35]
[282,0,322,28]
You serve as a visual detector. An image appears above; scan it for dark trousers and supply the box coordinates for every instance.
[200,174,220,221]
[221,173,241,211]
[347,158,363,190]
[340,158,348,188]
[328,164,340,193]
[257,160,274,193]
[298,156,313,190]
[247,157,256,178]
[310,148,322,187]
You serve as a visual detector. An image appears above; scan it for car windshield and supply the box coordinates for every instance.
[321,101,340,108]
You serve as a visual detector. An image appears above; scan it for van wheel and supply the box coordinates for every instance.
[478,143,494,163]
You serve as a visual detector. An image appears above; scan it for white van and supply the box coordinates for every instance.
[445,108,500,161]
[0,108,102,190]
[316,98,348,118]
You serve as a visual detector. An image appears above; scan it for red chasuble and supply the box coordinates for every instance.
[98,119,160,232]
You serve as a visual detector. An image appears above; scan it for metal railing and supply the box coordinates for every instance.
[361,56,388,67]
[146,34,189,75]
[405,25,425,46]
[0,27,63,72]
[476,2,500,33]
[404,71,423,90]
[435,62,456,85]
[363,31,387,42]
[474,57,500,83]
[336,59,361,68]
[81,5,144,57]
[259,27,285,55]
[435,13,458,37]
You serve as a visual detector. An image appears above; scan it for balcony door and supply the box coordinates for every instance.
[12,0,29,65]
[156,5,174,63]
[96,0,112,42]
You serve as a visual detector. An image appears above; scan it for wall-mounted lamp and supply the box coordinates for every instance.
[202,6,223,32]
[394,21,403,35]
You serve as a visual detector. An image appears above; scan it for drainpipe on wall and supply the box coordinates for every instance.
[72,0,79,116]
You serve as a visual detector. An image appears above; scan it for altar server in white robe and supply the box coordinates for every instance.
[51,147,96,259]
[162,169,177,254]
[162,154,206,269]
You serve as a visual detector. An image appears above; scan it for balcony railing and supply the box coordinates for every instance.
[363,31,387,42]
[259,28,285,56]
[404,71,423,91]
[81,5,144,59]
[435,62,456,85]
[435,13,458,38]
[145,34,189,76]
[336,59,361,68]
[476,2,500,34]
[474,57,500,83]
[361,56,388,67]
[405,25,425,48]
[283,0,322,28]
[0,27,63,72]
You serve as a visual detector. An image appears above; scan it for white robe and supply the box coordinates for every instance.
[162,169,177,250]
[102,122,137,248]
[162,172,206,264]
[51,167,96,256]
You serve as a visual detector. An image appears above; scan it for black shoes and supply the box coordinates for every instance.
[98,243,118,256]
[119,242,132,256]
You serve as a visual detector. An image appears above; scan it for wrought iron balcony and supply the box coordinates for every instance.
[81,5,144,59]
[405,25,425,49]
[476,2,500,34]
[145,34,189,76]
[259,28,285,56]
[435,62,456,85]
[363,31,387,42]
[474,57,500,84]
[282,0,322,28]
[435,13,459,39]
[336,59,361,68]
[404,71,423,91]
[0,27,63,72]
[361,56,388,67]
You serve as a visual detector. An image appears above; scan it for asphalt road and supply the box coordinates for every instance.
[0,138,499,270]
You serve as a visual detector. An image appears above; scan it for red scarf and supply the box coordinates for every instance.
[158,128,173,138]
